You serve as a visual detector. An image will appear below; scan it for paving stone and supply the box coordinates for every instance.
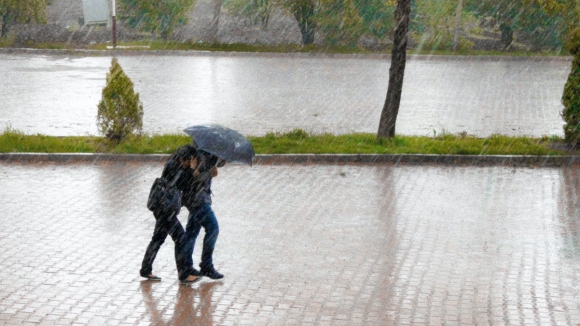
[1,161,580,325]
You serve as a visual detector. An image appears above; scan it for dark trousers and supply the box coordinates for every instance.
[182,203,220,272]
[140,209,189,279]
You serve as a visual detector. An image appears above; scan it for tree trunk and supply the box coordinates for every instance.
[257,0,270,29]
[207,0,222,43]
[1,19,6,38]
[1,12,10,38]
[292,1,316,45]
[377,0,411,138]
[500,23,513,49]
[296,20,315,45]
[452,0,463,51]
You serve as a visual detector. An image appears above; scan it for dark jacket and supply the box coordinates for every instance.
[162,150,217,210]
[161,156,189,189]
[180,169,213,209]
[181,151,217,209]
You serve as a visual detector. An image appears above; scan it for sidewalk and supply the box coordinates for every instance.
[1,159,580,325]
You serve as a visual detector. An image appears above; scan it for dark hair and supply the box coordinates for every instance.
[196,150,219,171]
[175,144,197,160]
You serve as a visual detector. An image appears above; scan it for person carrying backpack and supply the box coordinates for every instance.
[140,145,200,283]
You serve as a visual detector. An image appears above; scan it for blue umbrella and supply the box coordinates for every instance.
[183,124,255,166]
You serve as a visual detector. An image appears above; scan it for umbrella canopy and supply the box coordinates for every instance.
[183,124,255,166]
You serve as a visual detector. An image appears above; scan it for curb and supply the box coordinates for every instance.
[0,48,573,62]
[2,153,580,167]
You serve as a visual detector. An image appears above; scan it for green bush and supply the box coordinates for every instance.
[565,28,580,56]
[562,28,580,147]
[97,58,144,142]
[318,0,393,48]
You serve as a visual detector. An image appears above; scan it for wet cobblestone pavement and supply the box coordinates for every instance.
[1,161,580,325]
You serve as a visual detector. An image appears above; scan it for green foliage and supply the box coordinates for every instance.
[532,0,580,51]
[0,0,46,38]
[286,0,317,45]
[229,0,316,45]
[224,0,271,28]
[225,0,319,45]
[118,0,195,39]
[0,32,13,46]
[318,0,363,47]
[226,0,393,47]
[465,0,563,50]
[97,58,144,142]
[565,27,580,55]
[89,0,580,51]
[356,0,395,38]
[412,0,476,51]
[317,0,394,47]
[562,36,580,146]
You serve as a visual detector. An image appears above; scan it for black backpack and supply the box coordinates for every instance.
[146,170,183,217]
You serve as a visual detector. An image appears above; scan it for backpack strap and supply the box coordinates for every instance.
[168,169,183,188]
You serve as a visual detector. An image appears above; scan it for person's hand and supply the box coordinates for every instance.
[190,158,201,177]
[211,166,218,177]
[189,157,198,170]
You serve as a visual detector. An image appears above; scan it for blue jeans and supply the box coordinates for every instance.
[183,203,220,273]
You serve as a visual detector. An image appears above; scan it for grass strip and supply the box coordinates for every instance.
[0,128,570,156]
[1,39,568,57]
[88,41,566,56]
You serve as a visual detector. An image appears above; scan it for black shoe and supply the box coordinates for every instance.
[140,273,162,281]
[190,268,202,276]
[200,267,224,279]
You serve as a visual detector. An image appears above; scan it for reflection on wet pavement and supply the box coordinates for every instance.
[0,53,570,137]
[0,161,579,324]
[140,281,222,325]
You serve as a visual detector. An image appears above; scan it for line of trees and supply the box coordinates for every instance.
[224,0,396,47]
[225,0,580,50]
[0,0,46,38]
[2,0,579,52]
[117,0,195,40]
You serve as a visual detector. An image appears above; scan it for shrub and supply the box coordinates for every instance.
[562,28,580,147]
[97,58,144,142]
[565,27,580,56]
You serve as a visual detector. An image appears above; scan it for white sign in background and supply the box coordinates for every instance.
[81,0,110,25]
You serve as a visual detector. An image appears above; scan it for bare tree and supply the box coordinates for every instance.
[377,0,410,138]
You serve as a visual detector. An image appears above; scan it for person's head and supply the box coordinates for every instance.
[175,145,197,167]
[196,150,221,171]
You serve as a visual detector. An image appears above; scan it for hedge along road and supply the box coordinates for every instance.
[0,51,571,138]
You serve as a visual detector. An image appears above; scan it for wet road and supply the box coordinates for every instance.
[0,52,571,137]
[1,161,579,325]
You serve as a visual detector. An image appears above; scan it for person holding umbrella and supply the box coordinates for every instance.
[181,150,225,279]
[180,124,255,280]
